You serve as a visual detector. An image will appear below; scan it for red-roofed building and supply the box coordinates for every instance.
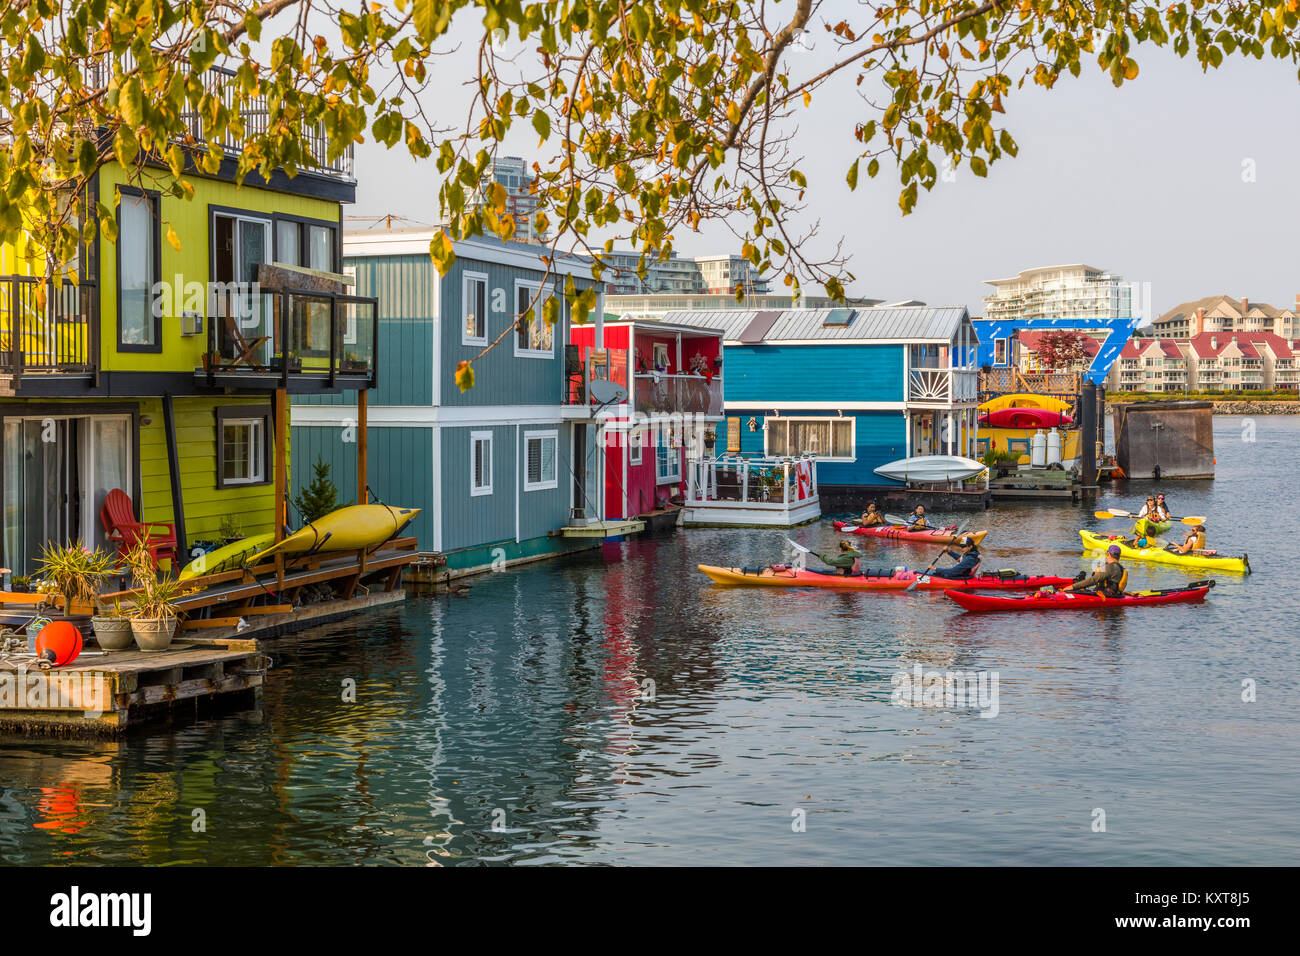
[1110,332,1297,391]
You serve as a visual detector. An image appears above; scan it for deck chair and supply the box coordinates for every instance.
[215,290,270,368]
[100,488,178,568]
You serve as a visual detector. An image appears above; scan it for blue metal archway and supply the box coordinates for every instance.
[972,316,1140,386]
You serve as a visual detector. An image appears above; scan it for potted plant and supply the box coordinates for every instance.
[124,539,193,651]
[10,574,30,593]
[37,540,115,614]
[341,351,368,373]
[218,513,243,545]
[91,598,134,651]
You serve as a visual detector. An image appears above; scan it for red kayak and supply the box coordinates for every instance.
[946,582,1214,612]
[979,407,1074,428]
[699,564,1073,590]
[833,521,988,546]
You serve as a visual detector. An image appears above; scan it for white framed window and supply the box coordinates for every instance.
[470,431,493,497]
[523,429,558,491]
[514,279,555,357]
[652,342,670,369]
[220,417,267,485]
[463,271,489,345]
[993,338,1008,366]
[655,435,680,483]
[629,428,643,465]
[764,417,856,461]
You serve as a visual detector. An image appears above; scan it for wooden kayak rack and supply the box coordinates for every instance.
[0,539,418,736]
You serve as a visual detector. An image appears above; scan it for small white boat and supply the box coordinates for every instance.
[874,455,987,484]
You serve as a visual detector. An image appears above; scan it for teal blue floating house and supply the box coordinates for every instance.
[290,230,637,575]
[660,306,980,490]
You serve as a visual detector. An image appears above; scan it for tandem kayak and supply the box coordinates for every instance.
[977,393,1073,415]
[248,504,421,564]
[1132,517,1172,537]
[697,564,1072,590]
[833,521,988,546]
[946,582,1214,612]
[1079,530,1249,574]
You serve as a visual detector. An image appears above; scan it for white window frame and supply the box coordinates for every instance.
[470,431,493,497]
[993,338,1008,366]
[655,434,681,484]
[523,429,559,492]
[513,279,555,358]
[220,417,267,485]
[763,416,857,462]
[629,427,643,465]
[462,270,489,346]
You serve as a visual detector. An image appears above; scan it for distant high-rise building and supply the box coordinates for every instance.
[983,264,1132,324]
[476,156,545,242]
[597,250,772,296]
[689,254,770,295]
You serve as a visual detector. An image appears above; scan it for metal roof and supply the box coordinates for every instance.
[658,306,970,343]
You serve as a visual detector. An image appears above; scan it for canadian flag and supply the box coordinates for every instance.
[796,461,810,500]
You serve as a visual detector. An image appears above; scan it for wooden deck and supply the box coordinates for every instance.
[0,538,419,735]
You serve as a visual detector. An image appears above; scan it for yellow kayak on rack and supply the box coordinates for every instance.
[178,533,275,581]
[248,504,421,564]
[978,393,1073,414]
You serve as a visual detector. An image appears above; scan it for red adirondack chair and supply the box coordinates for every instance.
[100,489,178,568]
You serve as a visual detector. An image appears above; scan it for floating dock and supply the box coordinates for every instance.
[0,538,418,736]
[1111,400,1215,480]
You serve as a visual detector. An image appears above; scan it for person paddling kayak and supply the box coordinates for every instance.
[1065,544,1127,597]
[1154,493,1172,523]
[1133,494,1161,536]
[817,540,862,576]
[859,502,885,527]
[1167,524,1207,555]
[925,536,982,580]
[905,506,928,530]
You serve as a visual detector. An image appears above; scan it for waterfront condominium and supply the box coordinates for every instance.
[1149,294,1300,340]
[983,264,1133,325]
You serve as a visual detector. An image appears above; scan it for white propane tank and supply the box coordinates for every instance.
[1046,429,1063,466]
[1031,429,1047,467]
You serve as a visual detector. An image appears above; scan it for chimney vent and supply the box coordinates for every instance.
[1241,297,1249,314]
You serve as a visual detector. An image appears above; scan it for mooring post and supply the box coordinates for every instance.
[1080,380,1097,488]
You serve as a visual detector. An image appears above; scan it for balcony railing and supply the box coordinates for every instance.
[908,366,979,404]
[633,372,723,416]
[201,285,378,388]
[0,275,97,380]
[565,347,629,407]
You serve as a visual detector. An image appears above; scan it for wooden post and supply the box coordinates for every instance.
[274,387,287,589]
[357,389,369,504]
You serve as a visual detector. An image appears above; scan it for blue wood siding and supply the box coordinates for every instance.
[724,343,905,404]
[289,423,435,547]
[731,409,907,485]
[439,424,517,552]
[296,253,437,408]
[439,258,599,408]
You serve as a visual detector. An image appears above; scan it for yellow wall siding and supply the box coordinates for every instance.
[96,163,341,374]
[0,395,278,547]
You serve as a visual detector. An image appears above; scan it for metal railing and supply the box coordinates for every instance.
[203,285,379,388]
[632,372,723,416]
[685,454,819,506]
[565,347,628,406]
[0,275,97,379]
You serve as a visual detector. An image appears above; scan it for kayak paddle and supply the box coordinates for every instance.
[904,523,971,592]
[1102,507,1205,525]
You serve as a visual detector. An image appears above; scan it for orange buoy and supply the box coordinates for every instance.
[35,621,83,668]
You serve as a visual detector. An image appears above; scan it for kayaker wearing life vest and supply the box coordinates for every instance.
[1066,544,1127,597]
[926,536,982,580]
[1133,495,1159,536]
[1154,493,1172,523]
[818,540,862,576]
[859,502,885,527]
[1167,524,1207,555]
[905,506,928,530]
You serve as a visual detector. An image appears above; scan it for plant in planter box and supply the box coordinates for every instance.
[124,539,195,651]
[10,574,31,593]
[341,351,368,372]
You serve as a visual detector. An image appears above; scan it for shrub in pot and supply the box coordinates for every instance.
[37,540,115,613]
[91,600,134,651]
[124,539,193,652]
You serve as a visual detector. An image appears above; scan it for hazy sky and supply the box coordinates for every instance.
[349,7,1300,321]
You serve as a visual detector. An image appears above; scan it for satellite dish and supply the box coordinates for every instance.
[589,379,628,406]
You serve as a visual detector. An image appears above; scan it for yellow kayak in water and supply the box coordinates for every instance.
[248,504,421,564]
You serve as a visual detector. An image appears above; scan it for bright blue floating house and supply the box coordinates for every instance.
[290,229,639,576]
[659,306,980,489]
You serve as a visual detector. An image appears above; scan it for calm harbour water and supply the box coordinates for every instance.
[1,416,1296,866]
